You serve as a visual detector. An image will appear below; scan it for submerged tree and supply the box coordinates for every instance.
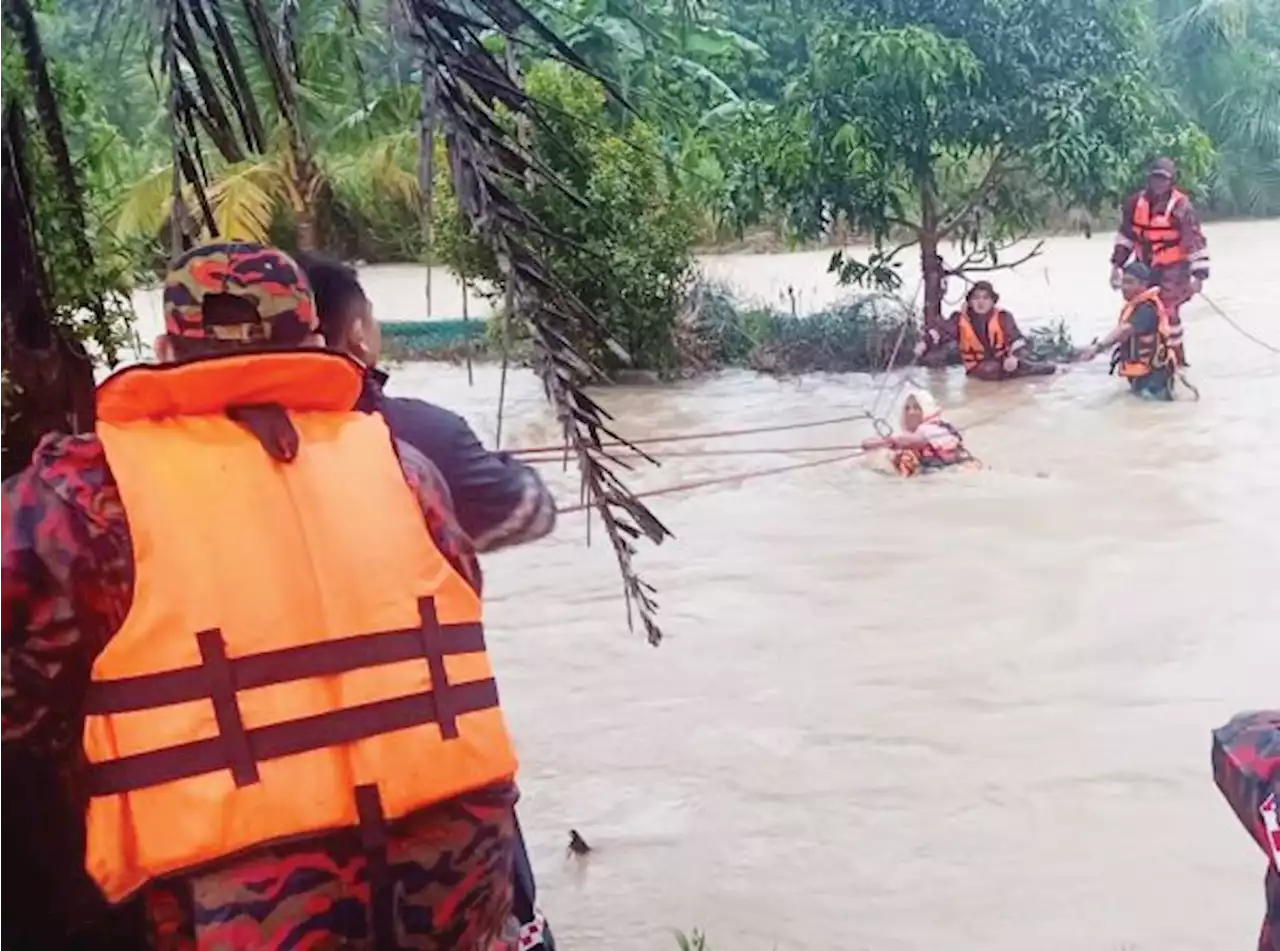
[773,0,1210,326]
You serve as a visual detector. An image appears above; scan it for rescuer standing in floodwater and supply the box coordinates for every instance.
[914,281,1056,379]
[1110,156,1209,365]
[1077,261,1180,400]
[1,242,553,950]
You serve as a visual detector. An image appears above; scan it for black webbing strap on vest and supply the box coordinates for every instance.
[355,783,394,950]
[84,597,495,796]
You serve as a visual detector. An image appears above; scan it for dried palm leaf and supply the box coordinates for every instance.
[400,0,672,643]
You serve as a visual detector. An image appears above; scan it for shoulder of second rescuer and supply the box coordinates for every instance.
[363,374,556,551]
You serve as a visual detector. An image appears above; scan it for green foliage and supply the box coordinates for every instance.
[435,62,700,373]
[17,0,1280,348]
[755,0,1209,323]
[1154,0,1280,215]
[1,24,135,362]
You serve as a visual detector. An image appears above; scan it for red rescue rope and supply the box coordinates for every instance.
[511,411,873,457]
[523,442,871,463]
[558,449,868,515]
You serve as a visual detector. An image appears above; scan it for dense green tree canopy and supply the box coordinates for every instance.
[767,0,1211,321]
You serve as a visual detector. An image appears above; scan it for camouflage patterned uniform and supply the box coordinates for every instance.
[1213,711,1280,951]
[3,243,520,950]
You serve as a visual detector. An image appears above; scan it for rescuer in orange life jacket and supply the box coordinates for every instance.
[0,242,554,950]
[1077,261,1179,400]
[914,281,1057,379]
[1110,156,1209,365]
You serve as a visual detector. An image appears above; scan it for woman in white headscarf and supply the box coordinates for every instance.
[861,389,971,475]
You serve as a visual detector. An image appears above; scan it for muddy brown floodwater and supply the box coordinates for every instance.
[130,221,1280,949]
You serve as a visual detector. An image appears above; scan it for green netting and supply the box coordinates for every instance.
[381,319,487,346]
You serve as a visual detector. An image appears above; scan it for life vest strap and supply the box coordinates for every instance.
[354,783,396,948]
[85,596,496,796]
[84,605,485,714]
[87,678,499,797]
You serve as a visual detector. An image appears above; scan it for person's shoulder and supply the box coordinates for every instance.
[7,432,116,514]
[4,431,124,573]
[379,395,471,443]
[380,393,466,424]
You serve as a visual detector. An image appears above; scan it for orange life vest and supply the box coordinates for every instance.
[956,308,1008,372]
[892,421,968,477]
[83,349,517,903]
[1132,189,1188,269]
[1114,287,1175,379]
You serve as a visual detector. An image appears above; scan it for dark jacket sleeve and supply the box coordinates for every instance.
[378,396,556,552]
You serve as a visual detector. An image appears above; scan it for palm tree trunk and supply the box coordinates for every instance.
[1,90,95,482]
[295,207,318,251]
[2,0,107,333]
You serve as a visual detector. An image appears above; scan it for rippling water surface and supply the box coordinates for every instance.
[131,221,1280,949]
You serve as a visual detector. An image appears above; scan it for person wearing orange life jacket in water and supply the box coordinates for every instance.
[861,389,971,476]
[914,281,1056,379]
[1077,261,1179,400]
[1110,156,1209,366]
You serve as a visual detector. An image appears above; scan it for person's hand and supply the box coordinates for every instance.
[1190,275,1203,295]
[1076,344,1099,362]
[1002,354,1020,373]
[1109,266,1123,290]
[912,340,928,358]
[861,437,884,451]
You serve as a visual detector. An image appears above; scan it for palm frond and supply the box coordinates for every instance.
[328,129,420,205]
[112,163,176,239]
[208,161,280,242]
[401,0,673,643]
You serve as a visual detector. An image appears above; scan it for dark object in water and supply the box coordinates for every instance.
[567,829,592,856]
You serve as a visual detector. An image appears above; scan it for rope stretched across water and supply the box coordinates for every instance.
[523,442,870,463]
[1199,293,1280,356]
[556,449,869,515]
[553,401,1021,514]
[511,411,874,457]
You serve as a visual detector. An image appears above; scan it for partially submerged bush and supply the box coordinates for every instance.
[679,281,918,374]
[381,281,1077,377]
[680,281,1077,375]
[1024,318,1076,363]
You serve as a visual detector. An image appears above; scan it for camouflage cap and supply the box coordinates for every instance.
[163,242,318,343]
[1148,156,1176,179]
